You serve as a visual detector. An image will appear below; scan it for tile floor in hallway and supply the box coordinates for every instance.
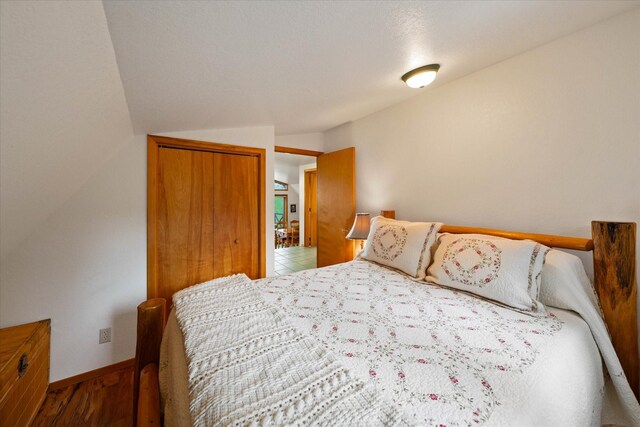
[274,246,317,275]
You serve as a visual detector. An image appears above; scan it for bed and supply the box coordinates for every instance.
[134,220,640,426]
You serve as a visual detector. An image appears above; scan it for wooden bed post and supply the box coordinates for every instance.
[380,210,396,219]
[134,298,166,426]
[592,221,639,399]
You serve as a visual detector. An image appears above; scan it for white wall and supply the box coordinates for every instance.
[275,162,301,222]
[274,133,323,238]
[0,6,283,381]
[0,138,146,382]
[289,185,300,222]
[0,126,276,382]
[274,162,300,184]
[324,9,640,279]
[0,1,133,260]
[0,1,137,382]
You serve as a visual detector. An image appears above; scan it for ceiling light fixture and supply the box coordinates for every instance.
[401,64,440,88]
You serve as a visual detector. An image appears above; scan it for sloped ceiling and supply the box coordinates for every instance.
[102,0,638,135]
[0,1,133,259]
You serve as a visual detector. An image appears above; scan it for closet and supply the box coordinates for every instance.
[147,135,265,313]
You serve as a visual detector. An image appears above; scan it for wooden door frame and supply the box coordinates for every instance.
[274,146,323,157]
[274,146,323,249]
[147,135,266,299]
[304,168,317,247]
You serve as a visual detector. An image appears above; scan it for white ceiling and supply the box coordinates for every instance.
[103,1,638,135]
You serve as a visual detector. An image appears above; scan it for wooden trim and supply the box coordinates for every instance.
[275,145,323,157]
[259,147,267,278]
[592,221,638,399]
[48,358,134,391]
[147,138,159,300]
[304,169,318,247]
[150,134,266,156]
[147,135,267,302]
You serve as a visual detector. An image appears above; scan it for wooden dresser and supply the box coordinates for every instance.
[0,320,50,427]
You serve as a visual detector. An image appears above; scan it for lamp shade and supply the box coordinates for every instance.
[346,213,371,240]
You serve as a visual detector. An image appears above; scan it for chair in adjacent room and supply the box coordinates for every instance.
[289,220,300,247]
[275,221,288,248]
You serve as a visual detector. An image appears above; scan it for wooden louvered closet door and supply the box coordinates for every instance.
[148,136,265,314]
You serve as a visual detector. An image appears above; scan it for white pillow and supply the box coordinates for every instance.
[361,216,441,278]
[539,249,602,315]
[426,233,550,315]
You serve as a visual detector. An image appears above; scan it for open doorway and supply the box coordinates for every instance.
[273,148,319,275]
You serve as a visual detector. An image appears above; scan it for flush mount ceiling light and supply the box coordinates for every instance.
[401,64,440,88]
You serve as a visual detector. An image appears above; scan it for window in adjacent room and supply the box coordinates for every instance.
[275,194,288,226]
[274,180,288,191]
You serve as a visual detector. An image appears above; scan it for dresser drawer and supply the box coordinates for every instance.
[0,319,50,427]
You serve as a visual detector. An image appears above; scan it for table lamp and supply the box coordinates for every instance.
[346,213,371,250]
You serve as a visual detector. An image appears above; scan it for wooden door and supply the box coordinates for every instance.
[148,135,265,312]
[213,153,260,278]
[304,170,317,247]
[317,147,355,267]
[156,147,215,306]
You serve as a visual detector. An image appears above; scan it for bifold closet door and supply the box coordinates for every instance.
[157,147,215,302]
[212,153,260,279]
[155,147,260,310]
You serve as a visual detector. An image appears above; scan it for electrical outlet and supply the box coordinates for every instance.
[99,328,111,344]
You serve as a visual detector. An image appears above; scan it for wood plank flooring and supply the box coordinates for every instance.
[32,366,133,426]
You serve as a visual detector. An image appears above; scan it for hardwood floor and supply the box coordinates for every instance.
[32,367,133,426]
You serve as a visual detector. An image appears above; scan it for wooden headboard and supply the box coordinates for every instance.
[380,211,638,398]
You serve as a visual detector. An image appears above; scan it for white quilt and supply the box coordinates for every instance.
[258,260,611,426]
[170,273,409,426]
[161,260,638,426]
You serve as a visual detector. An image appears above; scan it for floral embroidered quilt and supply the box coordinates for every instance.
[257,260,607,426]
[161,259,638,426]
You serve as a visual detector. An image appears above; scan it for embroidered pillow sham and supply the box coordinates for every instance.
[360,216,441,279]
[426,233,550,315]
